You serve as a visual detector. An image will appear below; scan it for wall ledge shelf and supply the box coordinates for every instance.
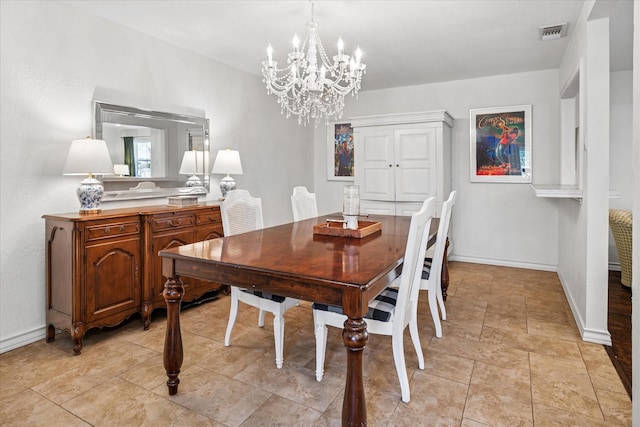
[530,184,583,199]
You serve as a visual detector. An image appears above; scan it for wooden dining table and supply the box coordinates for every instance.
[159,213,444,427]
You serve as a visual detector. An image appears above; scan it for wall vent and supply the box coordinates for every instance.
[538,23,568,41]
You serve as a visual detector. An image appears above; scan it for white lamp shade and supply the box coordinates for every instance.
[179,150,209,174]
[62,138,114,175]
[212,149,243,175]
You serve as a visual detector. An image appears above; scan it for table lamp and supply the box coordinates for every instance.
[62,137,114,213]
[212,148,243,198]
[179,150,207,187]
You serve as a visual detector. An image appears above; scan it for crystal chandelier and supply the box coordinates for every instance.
[261,1,366,126]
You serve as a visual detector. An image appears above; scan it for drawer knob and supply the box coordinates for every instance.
[168,219,183,227]
[119,225,125,231]
[104,227,111,233]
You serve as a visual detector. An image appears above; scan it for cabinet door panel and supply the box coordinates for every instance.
[355,129,395,201]
[85,238,140,322]
[395,128,437,202]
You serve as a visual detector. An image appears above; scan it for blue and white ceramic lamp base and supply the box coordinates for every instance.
[77,177,105,213]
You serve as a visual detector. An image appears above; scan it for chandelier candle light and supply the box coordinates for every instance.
[261,1,366,126]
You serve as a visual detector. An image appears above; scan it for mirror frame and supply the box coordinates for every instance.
[94,101,210,202]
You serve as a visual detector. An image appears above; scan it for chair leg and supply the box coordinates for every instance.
[409,313,425,370]
[313,312,327,382]
[224,287,240,346]
[428,285,442,338]
[258,309,266,328]
[391,333,410,403]
[272,310,285,369]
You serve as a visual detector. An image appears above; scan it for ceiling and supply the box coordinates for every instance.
[62,0,633,91]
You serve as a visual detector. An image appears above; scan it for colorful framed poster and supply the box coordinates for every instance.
[327,121,354,181]
[470,105,532,183]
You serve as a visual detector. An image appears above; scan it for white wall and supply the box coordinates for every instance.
[608,70,634,265]
[314,70,561,270]
[0,1,313,352]
[556,0,613,345]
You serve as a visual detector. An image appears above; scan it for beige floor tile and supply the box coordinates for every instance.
[0,389,90,426]
[532,405,612,426]
[578,341,629,395]
[461,418,492,427]
[388,371,468,426]
[232,355,343,412]
[423,346,475,385]
[155,365,272,426]
[63,377,221,426]
[594,388,632,426]
[31,340,156,405]
[429,335,530,373]
[530,353,603,420]
[463,361,533,426]
[527,318,581,341]
[240,394,323,426]
[480,326,582,360]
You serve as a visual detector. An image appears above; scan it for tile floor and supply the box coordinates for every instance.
[0,262,632,426]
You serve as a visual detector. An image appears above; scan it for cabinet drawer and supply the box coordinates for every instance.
[85,221,140,242]
[152,215,195,232]
[196,209,221,226]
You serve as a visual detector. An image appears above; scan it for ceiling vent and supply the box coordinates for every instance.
[538,23,568,41]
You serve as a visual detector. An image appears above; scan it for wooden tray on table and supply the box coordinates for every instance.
[313,220,382,239]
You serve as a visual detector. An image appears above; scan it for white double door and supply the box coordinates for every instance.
[355,123,439,215]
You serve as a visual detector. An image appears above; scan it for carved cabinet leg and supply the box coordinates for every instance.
[46,324,56,343]
[163,276,184,395]
[342,317,368,427]
[142,302,152,330]
[71,323,84,355]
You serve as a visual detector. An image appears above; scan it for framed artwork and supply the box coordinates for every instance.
[326,121,354,181]
[469,105,532,183]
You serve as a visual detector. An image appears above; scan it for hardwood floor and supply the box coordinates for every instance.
[606,270,632,399]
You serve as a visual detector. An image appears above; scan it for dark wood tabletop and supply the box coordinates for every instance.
[159,213,438,427]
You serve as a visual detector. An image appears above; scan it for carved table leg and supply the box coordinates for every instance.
[163,276,184,395]
[342,317,368,427]
[441,238,450,302]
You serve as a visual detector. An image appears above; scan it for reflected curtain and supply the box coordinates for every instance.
[123,137,136,177]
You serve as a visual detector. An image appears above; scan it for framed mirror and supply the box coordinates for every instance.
[94,101,210,201]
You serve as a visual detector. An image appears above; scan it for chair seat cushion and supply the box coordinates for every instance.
[421,257,433,280]
[312,287,398,322]
[240,289,286,303]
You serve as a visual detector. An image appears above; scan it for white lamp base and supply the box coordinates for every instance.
[219,175,236,198]
[77,177,104,213]
[186,175,202,187]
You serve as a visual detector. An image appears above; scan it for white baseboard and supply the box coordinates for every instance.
[449,255,557,272]
[0,326,46,354]
[608,262,621,271]
[557,270,612,346]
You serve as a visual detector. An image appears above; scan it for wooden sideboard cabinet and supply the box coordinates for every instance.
[43,202,222,354]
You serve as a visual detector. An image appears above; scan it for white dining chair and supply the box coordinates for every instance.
[313,197,436,403]
[291,186,318,221]
[221,189,301,369]
[421,190,457,338]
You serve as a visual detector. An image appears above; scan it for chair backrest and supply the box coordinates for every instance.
[291,186,318,221]
[428,191,457,284]
[220,190,264,236]
[393,197,436,333]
